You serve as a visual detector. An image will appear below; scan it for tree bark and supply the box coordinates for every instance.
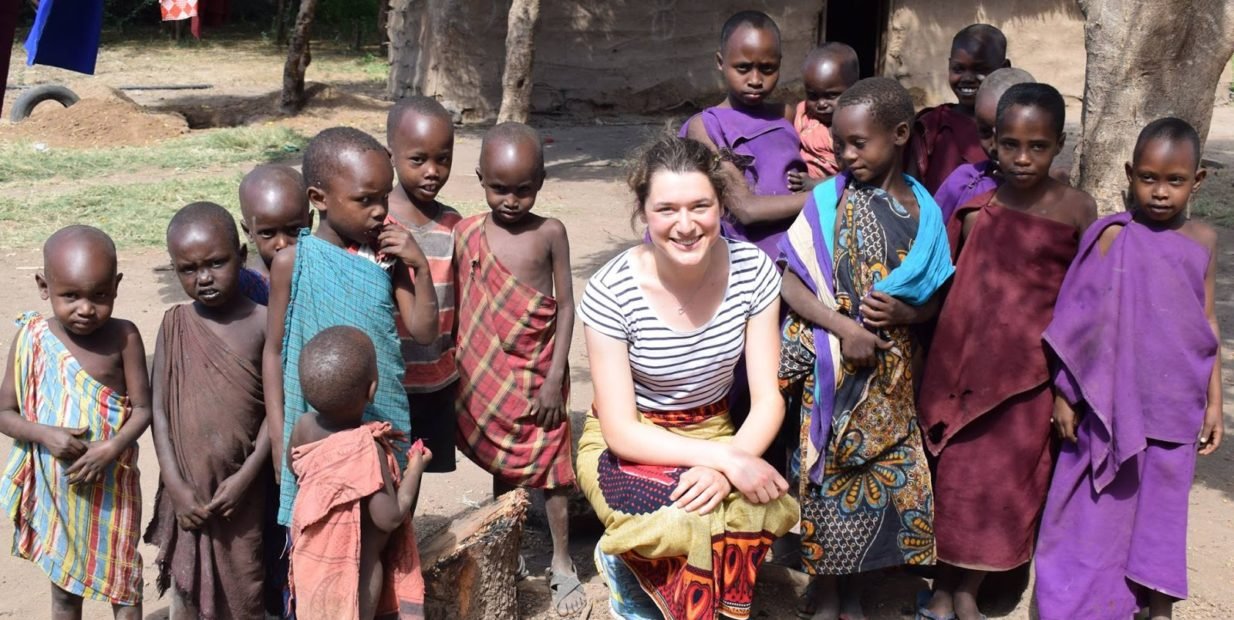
[280,0,319,115]
[1075,0,1234,212]
[496,0,540,124]
[420,488,529,620]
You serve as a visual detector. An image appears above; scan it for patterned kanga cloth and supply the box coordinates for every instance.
[0,312,143,604]
[576,401,799,620]
[454,215,574,489]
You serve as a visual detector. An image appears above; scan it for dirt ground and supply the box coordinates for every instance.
[0,38,1232,619]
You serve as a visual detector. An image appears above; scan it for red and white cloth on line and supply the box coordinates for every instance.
[160,0,197,21]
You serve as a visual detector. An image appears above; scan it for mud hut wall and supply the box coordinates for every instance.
[388,0,822,122]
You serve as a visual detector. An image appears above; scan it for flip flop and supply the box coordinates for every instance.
[915,590,957,620]
[547,565,588,618]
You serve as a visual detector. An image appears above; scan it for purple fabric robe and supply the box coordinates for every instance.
[933,160,997,224]
[681,106,806,257]
[1034,212,1216,619]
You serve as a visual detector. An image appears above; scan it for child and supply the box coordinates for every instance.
[454,122,583,616]
[288,326,429,620]
[682,9,808,258]
[916,83,1096,620]
[386,96,464,474]
[778,77,954,620]
[237,163,313,305]
[787,42,860,191]
[932,67,1034,222]
[0,226,151,619]
[1035,118,1222,620]
[263,126,439,527]
[144,202,270,619]
[907,23,1011,193]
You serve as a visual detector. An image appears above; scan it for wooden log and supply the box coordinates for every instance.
[421,488,530,619]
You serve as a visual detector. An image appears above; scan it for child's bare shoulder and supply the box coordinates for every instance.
[537,216,569,241]
[1181,219,1218,253]
[1057,184,1098,230]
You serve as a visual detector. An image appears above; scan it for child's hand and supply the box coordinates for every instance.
[169,483,212,531]
[1199,404,1223,455]
[862,292,918,328]
[839,321,893,367]
[787,170,808,193]
[41,426,88,461]
[671,466,731,515]
[405,440,433,478]
[206,471,254,519]
[378,224,429,271]
[1052,396,1079,443]
[64,439,121,485]
[531,383,566,430]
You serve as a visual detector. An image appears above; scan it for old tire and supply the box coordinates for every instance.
[10,85,80,123]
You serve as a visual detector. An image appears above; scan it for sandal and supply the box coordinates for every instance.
[547,564,588,617]
[915,590,957,620]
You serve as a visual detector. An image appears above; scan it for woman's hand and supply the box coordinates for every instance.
[671,466,731,515]
[720,447,789,505]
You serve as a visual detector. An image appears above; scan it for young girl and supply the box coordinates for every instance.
[682,9,807,259]
[1035,118,1222,620]
[916,83,1096,620]
[779,77,953,620]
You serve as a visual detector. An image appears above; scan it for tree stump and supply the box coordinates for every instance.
[421,488,530,619]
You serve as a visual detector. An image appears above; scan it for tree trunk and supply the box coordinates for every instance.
[280,0,319,115]
[377,0,390,54]
[274,0,289,46]
[1075,0,1234,212]
[420,488,529,620]
[496,0,540,124]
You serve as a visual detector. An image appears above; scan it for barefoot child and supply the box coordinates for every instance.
[917,83,1096,620]
[683,10,808,258]
[788,42,859,192]
[778,78,954,620]
[237,164,313,305]
[907,24,1010,193]
[0,226,152,619]
[387,96,464,474]
[932,67,1034,222]
[264,127,439,527]
[1035,118,1222,620]
[144,202,270,619]
[288,327,429,620]
[454,122,584,616]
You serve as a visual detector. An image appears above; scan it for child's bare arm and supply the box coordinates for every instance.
[782,270,889,367]
[0,331,89,460]
[1200,227,1223,455]
[366,444,432,533]
[686,115,808,226]
[208,424,271,519]
[381,225,440,345]
[532,220,574,430]
[264,246,296,482]
[148,324,212,528]
[66,321,150,485]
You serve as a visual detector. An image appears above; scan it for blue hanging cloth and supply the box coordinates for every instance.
[25,0,105,75]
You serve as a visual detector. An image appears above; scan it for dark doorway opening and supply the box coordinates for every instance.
[820,0,888,78]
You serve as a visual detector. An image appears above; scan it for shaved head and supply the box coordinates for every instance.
[239,165,307,221]
[953,23,1008,62]
[479,122,545,175]
[167,201,241,250]
[805,42,860,86]
[43,225,117,277]
[387,95,453,144]
[976,67,1034,107]
[300,326,377,424]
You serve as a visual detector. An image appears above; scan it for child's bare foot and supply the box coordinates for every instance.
[1148,591,1173,619]
[919,589,956,620]
[952,590,984,620]
[806,576,840,620]
[547,563,587,617]
[838,583,865,620]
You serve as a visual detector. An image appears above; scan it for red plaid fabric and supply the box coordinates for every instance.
[160,0,197,21]
[454,215,574,489]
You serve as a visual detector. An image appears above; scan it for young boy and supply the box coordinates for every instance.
[264,126,439,527]
[237,163,313,305]
[907,23,1011,193]
[932,67,1034,222]
[1035,118,1222,620]
[777,77,954,620]
[787,42,860,191]
[454,122,583,615]
[288,326,430,620]
[0,225,151,619]
[916,83,1096,620]
[144,202,270,619]
[683,9,808,259]
[387,96,463,474]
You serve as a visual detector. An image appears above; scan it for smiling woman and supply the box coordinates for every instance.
[574,134,798,620]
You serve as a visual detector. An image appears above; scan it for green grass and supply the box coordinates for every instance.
[0,126,306,184]
[0,174,244,250]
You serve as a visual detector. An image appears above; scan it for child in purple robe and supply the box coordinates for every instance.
[681,10,807,258]
[932,67,1034,223]
[1035,118,1223,620]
